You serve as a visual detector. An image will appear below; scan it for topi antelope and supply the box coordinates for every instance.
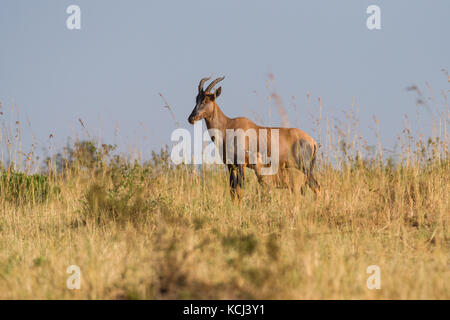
[188,76,320,199]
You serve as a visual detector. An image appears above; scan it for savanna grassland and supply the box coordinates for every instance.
[0,80,449,299]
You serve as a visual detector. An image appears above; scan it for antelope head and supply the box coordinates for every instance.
[188,76,224,124]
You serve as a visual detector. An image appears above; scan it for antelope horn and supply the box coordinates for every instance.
[205,76,225,93]
[198,77,210,93]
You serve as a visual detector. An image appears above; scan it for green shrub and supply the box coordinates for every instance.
[222,232,258,256]
[81,182,148,226]
[0,171,54,204]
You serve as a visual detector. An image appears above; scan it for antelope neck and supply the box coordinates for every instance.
[204,103,229,132]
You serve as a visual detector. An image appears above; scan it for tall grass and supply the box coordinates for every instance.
[0,77,448,299]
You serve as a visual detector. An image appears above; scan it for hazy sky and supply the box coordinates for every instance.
[0,1,449,161]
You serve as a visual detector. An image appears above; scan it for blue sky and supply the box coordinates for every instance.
[0,1,449,161]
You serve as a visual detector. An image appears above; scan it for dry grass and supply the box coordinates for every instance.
[0,79,448,299]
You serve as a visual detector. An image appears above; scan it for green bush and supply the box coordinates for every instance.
[81,182,148,226]
[0,171,54,204]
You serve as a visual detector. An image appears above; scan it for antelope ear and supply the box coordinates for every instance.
[214,87,222,98]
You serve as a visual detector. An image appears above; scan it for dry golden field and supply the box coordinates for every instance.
[0,81,448,299]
